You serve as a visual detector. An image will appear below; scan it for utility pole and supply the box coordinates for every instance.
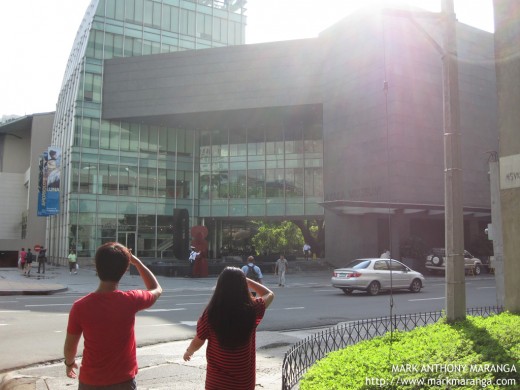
[442,0,466,322]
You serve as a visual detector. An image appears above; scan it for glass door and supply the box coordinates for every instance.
[118,232,136,253]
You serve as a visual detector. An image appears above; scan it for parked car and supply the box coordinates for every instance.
[425,248,483,275]
[331,258,425,296]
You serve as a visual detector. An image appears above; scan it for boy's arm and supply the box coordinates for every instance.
[63,332,81,378]
[130,255,162,301]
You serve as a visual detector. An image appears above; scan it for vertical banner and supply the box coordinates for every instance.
[37,152,47,216]
[37,146,61,216]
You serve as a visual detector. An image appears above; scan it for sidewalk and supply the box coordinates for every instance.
[0,263,333,389]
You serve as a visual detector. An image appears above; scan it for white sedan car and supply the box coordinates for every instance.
[331,258,425,296]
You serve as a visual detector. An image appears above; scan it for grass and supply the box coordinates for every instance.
[300,312,519,389]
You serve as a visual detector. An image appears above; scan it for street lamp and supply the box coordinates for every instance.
[441,0,465,322]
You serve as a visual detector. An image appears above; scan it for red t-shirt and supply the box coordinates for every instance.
[67,290,156,386]
[197,298,266,390]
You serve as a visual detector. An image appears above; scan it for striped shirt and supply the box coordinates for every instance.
[197,298,266,390]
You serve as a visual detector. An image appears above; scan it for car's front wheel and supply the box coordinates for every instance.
[367,281,380,296]
[474,264,482,275]
[341,288,353,295]
[409,279,422,293]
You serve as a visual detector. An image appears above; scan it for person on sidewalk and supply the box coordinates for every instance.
[183,267,274,390]
[19,248,26,274]
[187,246,199,278]
[24,249,34,276]
[303,243,311,261]
[37,247,47,274]
[380,249,391,259]
[63,242,162,389]
[275,254,289,287]
[67,250,77,274]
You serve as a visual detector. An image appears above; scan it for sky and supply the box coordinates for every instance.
[0,0,494,118]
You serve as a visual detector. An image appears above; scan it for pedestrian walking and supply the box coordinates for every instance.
[63,242,162,388]
[67,250,77,274]
[37,247,47,274]
[19,247,26,273]
[183,267,274,390]
[241,256,263,284]
[275,254,289,287]
[24,248,34,276]
[187,246,199,278]
[380,249,391,259]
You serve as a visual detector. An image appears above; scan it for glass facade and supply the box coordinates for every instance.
[49,0,323,259]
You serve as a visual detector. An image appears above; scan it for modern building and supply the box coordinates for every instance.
[47,0,249,261]
[1,1,498,267]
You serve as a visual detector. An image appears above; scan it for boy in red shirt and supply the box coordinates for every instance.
[63,243,162,389]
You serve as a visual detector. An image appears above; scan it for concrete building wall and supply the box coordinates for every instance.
[103,39,324,121]
[322,13,496,263]
[0,173,26,242]
[26,113,54,249]
[0,113,53,252]
[1,127,31,173]
[494,0,520,312]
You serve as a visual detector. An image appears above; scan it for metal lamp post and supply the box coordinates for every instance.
[441,0,466,322]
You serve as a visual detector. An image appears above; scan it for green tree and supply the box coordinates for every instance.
[293,219,325,257]
[251,221,304,255]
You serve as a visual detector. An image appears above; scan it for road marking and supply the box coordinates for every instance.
[0,301,18,303]
[145,308,186,312]
[0,310,31,313]
[146,323,181,327]
[175,302,206,306]
[25,303,72,307]
[408,297,445,302]
[285,307,305,310]
[476,286,495,290]
[161,294,211,298]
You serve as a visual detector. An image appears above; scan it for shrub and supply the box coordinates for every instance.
[300,312,519,389]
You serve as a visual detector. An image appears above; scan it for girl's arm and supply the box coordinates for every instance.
[247,278,275,308]
[183,336,205,361]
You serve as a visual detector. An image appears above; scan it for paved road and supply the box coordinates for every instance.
[0,264,499,389]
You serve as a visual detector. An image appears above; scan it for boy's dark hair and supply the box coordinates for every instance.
[95,242,131,282]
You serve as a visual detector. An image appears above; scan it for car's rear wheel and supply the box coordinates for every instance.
[409,279,422,293]
[367,281,380,296]
[431,256,443,266]
[341,288,353,295]
[474,264,481,275]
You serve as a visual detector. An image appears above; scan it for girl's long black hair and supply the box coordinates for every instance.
[207,267,256,349]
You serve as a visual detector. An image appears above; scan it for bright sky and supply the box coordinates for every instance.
[0,0,494,118]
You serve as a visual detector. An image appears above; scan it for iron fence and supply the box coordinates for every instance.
[281,306,504,390]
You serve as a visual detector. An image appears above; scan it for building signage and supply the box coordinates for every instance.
[37,146,61,216]
[500,154,520,190]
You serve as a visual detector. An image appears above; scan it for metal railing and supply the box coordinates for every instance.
[281,306,504,390]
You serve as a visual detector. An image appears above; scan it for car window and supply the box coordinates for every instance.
[374,261,389,270]
[388,260,407,271]
[346,260,371,269]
